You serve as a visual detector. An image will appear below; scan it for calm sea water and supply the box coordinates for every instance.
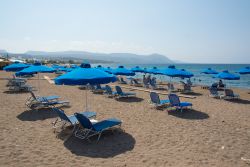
[94,64,250,89]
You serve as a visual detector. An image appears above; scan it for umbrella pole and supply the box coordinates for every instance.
[38,73,40,93]
[85,85,88,111]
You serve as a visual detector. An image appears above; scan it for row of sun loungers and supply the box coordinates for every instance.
[25,91,70,109]
[52,107,122,142]
[150,92,193,112]
[209,88,240,99]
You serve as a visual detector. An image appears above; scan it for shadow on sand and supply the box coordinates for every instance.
[225,99,250,104]
[17,108,58,121]
[116,97,144,103]
[3,90,30,94]
[180,92,203,96]
[60,130,135,158]
[168,109,209,120]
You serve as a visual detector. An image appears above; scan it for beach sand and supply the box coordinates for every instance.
[0,71,250,167]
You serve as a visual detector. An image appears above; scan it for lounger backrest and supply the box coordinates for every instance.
[134,79,139,84]
[150,92,160,104]
[168,94,180,106]
[53,108,71,123]
[184,84,191,90]
[115,86,123,94]
[209,88,218,95]
[105,85,112,94]
[225,89,234,97]
[29,91,37,100]
[74,113,94,130]
[96,84,102,89]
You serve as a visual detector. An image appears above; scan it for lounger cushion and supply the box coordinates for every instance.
[160,99,170,104]
[122,92,136,96]
[68,111,96,124]
[179,102,192,107]
[93,118,122,132]
[37,95,60,101]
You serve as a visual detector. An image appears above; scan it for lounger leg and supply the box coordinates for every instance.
[97,133,102,142]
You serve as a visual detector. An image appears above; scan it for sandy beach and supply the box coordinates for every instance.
[0,71,250,167]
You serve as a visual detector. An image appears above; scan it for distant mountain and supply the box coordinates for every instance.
[25,51,175,64]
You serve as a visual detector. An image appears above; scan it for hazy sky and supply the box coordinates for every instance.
[0,0,250,63]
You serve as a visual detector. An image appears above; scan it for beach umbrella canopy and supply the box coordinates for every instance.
[146,67,162,74]
[131,66,145,73]
[57,67,73,72]
[15,63,56,76]
[3,62,30,72]
[160,65,184,77]
[215,70,240,80]
[179,69,194,78]
[112,66,135,76]
[55,63,117,85]
[52,64,66,69]
[201,68,218,74]
[237,67,250,74]
[55,62,117,111]
[96,65,113,74]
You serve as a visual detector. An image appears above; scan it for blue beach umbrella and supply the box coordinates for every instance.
[160,65,183,77]
[215,70,240,80]
[237,67,250,75]
[147,67,162,75]
[112,66,135,76]
[3,62,30,72]
[179,69,194,78]
[131,66,145,73]
[16,62,56,91]
[55,62,117,110]
[201,68,218,74]
[16,63,55,76]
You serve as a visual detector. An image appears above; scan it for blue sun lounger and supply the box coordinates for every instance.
[150,92,169,108]
[74,112,122,142]
[104,85,117,97]
[168,94,192,112]
[115,86,136,98]
[52,108,96,132]
[26,92,70,109]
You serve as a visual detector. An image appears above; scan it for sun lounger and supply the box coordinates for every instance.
[8,82,34,92]
[74,112,122,142]
[221,89,240,100]
[180,84,193,93]
[52,107,96,132]
[150,92,169,108]
[90,84,105,93]
[26,93,70,109]
[26,91,60,106]
[131,79,143,87]
[209,87,223,98]
[118,77,127,84]
[6,78,26,87]
[115,86,136,98]
[168,94,192,112]
[104,85,117,97]
[167,83,175,92]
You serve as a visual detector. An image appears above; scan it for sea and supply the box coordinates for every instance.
[94,64,250,89]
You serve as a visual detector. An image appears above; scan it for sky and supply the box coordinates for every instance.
[0,0,250,63]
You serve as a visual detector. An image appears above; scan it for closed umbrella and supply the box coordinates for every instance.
[55,63,117,110]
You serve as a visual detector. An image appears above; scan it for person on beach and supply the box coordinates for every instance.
[218,79,225,88]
